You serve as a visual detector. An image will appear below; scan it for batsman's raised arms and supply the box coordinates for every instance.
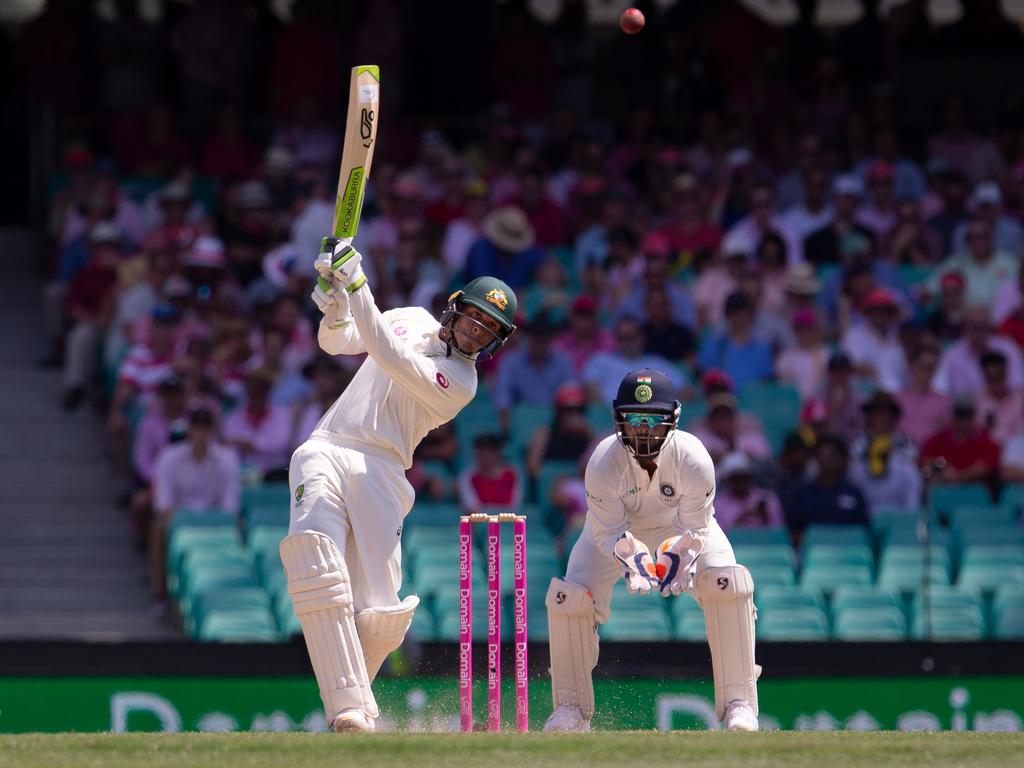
[333,64,380,241]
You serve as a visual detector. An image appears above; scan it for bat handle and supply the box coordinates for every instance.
[314,237,353,278]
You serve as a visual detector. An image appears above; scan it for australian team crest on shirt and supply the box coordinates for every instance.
[295,483,305,506]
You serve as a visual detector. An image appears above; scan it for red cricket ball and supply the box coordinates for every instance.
[620,7,645,35]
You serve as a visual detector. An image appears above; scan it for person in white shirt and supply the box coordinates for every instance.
[150,407,240,599]
[841,287,907,393]
[544,368,759,733]
[280,237,517,733]
[933,305,1024,398]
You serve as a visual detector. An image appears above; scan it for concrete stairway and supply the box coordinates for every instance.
[0,229,176,639]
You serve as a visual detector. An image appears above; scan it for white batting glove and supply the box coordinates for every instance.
[613,531,659,595]
[316,237,366,293]
[655,531,704,597]
[311,279,336,314]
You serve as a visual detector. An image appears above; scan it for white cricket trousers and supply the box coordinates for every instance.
[288,432,414,612]
[565,517,737,622]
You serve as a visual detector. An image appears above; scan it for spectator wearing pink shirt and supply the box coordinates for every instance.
[552,295,614,371]
[688,393,772,464]
[714,452,784,531]
[775,309,829,401]
[976,351,1024,446]
[933,306,1024,398]
[896,345,952,446]
[222,368,293,480]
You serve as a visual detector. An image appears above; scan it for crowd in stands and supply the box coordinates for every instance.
[31,0,1024,603]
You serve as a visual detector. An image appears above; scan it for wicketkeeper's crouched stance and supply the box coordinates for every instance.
[281,238,517,732]
[545,368,760,732]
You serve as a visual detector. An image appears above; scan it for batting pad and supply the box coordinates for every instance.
[694,564,758,719]
[546,577,599,718]
[279,532,378,721]
[355,595,420,682]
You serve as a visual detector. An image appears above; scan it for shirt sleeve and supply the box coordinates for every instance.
[347,284,474,418]
[676,439,717,535]
[317,299,366,356]
[583,458,629,559]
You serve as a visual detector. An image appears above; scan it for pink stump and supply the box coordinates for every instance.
[487,517,501,731]
[458,517,473,732]
[513,516,529,732]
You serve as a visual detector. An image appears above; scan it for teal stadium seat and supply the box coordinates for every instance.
[911,588,986,640]
[926,484,991,517]
[739,382,801,454]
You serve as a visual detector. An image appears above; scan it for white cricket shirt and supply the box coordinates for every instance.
[583,429,717,557]
[314,286,477,469]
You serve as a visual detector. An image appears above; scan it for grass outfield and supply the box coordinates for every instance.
[0,732,1022,768]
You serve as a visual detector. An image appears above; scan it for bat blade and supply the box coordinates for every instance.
[332,64,380,241]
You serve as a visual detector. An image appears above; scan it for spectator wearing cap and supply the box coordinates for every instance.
[688,393,772,464]
[151,407,241,598]
[692,230,751,327]
[442,179,491,274]
[642,287,696,364]
[855,128,928,203]
[925,218,1016,307]
[780,166,834,245]
[786,434,870,545]
[724,181,802,263]
[525,384,597,481]
[847,395,923,512]
[920,399,1000,487]
[583,317,688,404]
[698,291,773,393]
[775,308,829,400]
[822,353,865,441]
[713,452,784,531]
[652,172,723,266]
[60,223,125,409]
[463,206,547,290]
[457,434,522,515]
[553,295,615,371]
[804,174,875,266]
[951,181,1024,256]
[925,271,966,343]
[841,287,907,392]
[493,314,577,431]
[222,368,293,480]
[857,162,898,238]
[976,351,1024,446]
[612,233,697,328]
[933,305,1024,398]
[896,345,952,445]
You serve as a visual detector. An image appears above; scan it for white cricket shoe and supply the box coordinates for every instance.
[543,704,592,732]
[331,708,376,733]
[723,700,758,731]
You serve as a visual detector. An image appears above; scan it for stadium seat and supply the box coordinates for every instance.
[994,609,1024,639]
[728,527,791,547]
[507,403,554,458]
[956,563,1024,592]
[832,607,907,641]
[800,562,872,591]
[246,525,287,555]
[800,524,872,549]
[534,460,578,507]
[803,543,874,569]
[926,484,991,517]
[409,606,436,641]
[870,509,922,543]
[197,608,281,642]
[241,485,291,515]
[673,609,709,641]
[746,562,796,586]
[910,588,986,640]
[186,587,273,636]
[757,607,829,640]
[876,561,951,591]
[601,611,673,641]
[167,509,237,533]
[739,382,800,454]
[757,584,826,614]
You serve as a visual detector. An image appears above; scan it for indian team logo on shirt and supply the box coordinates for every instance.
[660,482,676,498]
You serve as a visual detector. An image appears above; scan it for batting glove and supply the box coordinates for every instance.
[315,237,367,293]
[655,531,704,597]
[613,531,659,594]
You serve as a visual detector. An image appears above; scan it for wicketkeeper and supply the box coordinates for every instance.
[545,368,760,732]
[281,238,517,732]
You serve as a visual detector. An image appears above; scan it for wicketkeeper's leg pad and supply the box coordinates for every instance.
[693,564,758,719]
[355,595,420,682]
[546,577,599,719]
[280,532,378,721]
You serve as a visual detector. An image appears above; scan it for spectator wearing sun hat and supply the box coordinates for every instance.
[841,287,907,392]
[463,205,547,290]
[714,452,784,531]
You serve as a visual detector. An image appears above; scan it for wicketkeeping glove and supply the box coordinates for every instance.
[315,236,367,294]
[654,531,704,597]
[613,531,659,594]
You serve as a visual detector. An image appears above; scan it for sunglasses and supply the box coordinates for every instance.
[622,412,673,428]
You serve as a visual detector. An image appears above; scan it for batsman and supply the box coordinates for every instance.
[545,368,760,732]
[280,237,517,732]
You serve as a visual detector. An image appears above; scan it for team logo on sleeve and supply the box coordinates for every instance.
[295,484,305,505]
[660,482,676,498]
[484,288,508,310]
[634,384,653,403]
[436,372,450,389]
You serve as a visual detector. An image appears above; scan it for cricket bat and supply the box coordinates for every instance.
[318,65,380,283]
